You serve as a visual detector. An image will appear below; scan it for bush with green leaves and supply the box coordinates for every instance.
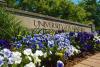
[0,7,27,40]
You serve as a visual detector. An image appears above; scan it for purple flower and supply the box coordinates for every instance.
[22,37,28,43]
[82,44,93,51]
[34,34,41,37]
[69,32,75,36]
[38,42,44,49]
[0,60,4,67]
[48,40,54,48]
[77,32,83,37]
[96,40,100,44]
[0,40,11,49]
[30,38,36,43]
[12,37,17,41]
[65,39,70,46]
[31,44,36,49]
[64,48,73,57]
[96,30,100,34]
[57,60,64,67]
[15,41,22,48]
[26,35,32,40]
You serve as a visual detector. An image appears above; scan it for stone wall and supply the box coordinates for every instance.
[6,7,92,32]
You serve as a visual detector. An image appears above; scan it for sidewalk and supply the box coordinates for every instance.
[73,53,100,67]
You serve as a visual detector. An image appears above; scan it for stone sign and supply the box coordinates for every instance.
[15,15,91,32]
[6,8,92,32]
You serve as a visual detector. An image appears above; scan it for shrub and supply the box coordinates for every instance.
[0,7,26,40]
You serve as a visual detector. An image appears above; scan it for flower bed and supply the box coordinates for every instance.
[0,7,100,67]
[0,31,100,67]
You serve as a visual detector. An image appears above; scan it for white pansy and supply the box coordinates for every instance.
[94,36,100,41]
[69,45,79,54]
[72,46,80,53]
[93,32,98,36]
[1,48,12,58]
[9,51,22,64]
[48,40,54,47]
[75,33,78,37]
[8,57,14,64]
[23,48,33,56]
[31,53,41,65]
[0,55,4,60]
[0,55,4,67]
[65,45,79,57]
[24,62,35,67]
[35,50,43,56]
[34,56,41,65]
[44,52,47,58]
[74,48,79,53]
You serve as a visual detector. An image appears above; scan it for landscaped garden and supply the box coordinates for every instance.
[0,7,100,67]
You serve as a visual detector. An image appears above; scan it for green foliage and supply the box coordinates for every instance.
[79,0,100,29]
[4,0,89,23]
[4,0,17,7]
[95,1,100,30]
[0,7,26,40]
[3,0,100,30]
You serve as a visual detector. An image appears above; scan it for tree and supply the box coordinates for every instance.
[78,0,100,29]
[3,0,91,24]
[95,1,100,30]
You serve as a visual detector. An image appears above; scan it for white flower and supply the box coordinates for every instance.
[23,49,34,62]
[8,57,14,64]
[31,54,41,66]
[24,62,35,67]
[23,48,33,56]
[48,40,54,47]
[65,45,79,57]
[94,36,100,41]
[59,36,65,41]
[73,47,80,54]
[1,48,12,58]
[44,52,47,58]
[0,55,4,60]
[9,51,22,64]
[75,33,78,37]
[35,50,43,56]
[34,56,41,66]
[0,55,4,67]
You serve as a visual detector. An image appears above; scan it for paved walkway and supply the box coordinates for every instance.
[73,53,100,67]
